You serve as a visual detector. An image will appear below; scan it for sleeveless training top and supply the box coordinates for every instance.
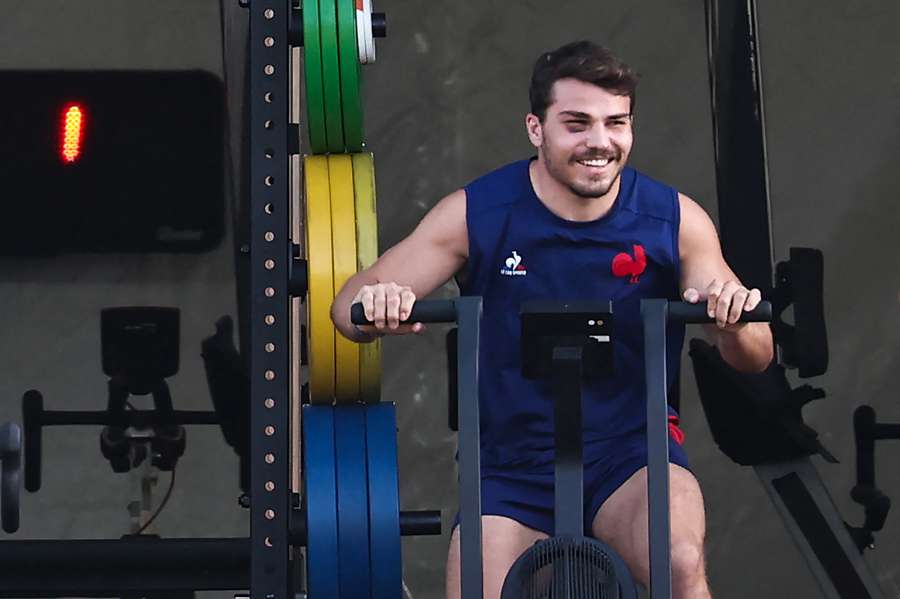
[460,158,685,471]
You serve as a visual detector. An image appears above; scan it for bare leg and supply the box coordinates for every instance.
[591,464,710,599]
[445,515,549,599]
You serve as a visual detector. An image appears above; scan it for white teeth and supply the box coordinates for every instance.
[579,159,610,167]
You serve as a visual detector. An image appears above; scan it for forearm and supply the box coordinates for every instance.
[711,322,774,373]
[331,270,380,343]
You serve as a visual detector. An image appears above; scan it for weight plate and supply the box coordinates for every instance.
[363,0,376,63]
[336,0,365,151]
[302,0,328,153]
[305,156,336,403]
[352,153,381,403]
[302,405,340,598]
[366,403,402,598]
[319,0,345,152]
[334,406,372,596]
[328,155,360,403]
[355,0,368,65]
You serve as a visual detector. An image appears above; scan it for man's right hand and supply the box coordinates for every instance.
[352,282,425,336]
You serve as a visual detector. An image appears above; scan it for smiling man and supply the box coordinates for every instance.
[331,41,773,598]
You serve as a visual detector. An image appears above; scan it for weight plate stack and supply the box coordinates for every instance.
[302,403,402,598]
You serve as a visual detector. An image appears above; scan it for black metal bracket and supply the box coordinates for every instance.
[848,405,900,553]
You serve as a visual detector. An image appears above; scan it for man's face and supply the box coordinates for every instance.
[527,78,634,199]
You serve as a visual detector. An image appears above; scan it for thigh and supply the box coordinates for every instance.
[590,464,706,584]
[446,515,549,599]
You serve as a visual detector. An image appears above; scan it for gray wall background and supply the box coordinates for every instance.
[2,1,899,598]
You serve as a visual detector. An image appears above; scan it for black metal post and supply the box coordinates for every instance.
[641,299,672,599]
[552,346,584,538]
[456,297,484,599]
[705,0,774,291]
[249,0,291,597]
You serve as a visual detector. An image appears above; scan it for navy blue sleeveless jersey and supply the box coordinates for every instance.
[460,158,685,471]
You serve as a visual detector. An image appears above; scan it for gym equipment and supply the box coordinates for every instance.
[304,153,382,404]
[502,301,637,598]
[317,0,345,152]
[849,406,899,552]
[705,5,892,594]
[0,70,225,256]
[299,0,387,153]
[305,154,337,402]
[0,422,22,533]
[329,154,361,401]
[641,300,771,598]
[302,402,403,597]
[353,153,382,404]
[352,297,485,599]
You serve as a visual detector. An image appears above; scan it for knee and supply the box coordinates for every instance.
[670,540,705,586]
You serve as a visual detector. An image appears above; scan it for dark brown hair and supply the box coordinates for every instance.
[529,41,639,122]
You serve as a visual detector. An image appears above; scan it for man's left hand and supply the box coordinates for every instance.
[682,280,762,331]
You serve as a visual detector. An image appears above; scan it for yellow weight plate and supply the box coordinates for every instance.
[352,153,381,403]
[304,156,336,403]
[328,155,360,403]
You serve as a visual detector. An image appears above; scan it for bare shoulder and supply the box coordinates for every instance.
[412,188,469,259]
[677,192,720,256]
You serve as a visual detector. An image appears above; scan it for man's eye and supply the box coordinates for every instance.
[566,122,587,130]
[609,120,628,127]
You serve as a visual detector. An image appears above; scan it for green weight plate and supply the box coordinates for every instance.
[319,0,345,152]
[336,0,364,151]
[302,0,328,154]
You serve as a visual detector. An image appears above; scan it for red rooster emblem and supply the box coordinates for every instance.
[612,244,647,284]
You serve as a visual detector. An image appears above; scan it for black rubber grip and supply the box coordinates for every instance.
[668,300,772,324]
[350,299,457,325]
[0,422,22,533]
[399,510,442,537]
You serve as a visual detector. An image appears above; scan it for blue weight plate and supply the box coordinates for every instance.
[302,405,340,598]
[366,403,402,598]
[334,406,372,596]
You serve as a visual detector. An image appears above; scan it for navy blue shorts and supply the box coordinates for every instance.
[454,425,690,536]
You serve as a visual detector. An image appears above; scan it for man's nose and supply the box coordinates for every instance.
[585,124,612,150]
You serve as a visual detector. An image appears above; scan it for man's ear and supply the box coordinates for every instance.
[525,113,543,148]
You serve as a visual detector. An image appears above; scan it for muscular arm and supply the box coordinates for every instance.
[330,189,469,341]
[678,193,774,372]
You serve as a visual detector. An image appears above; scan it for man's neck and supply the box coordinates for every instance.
[529,157,621,222]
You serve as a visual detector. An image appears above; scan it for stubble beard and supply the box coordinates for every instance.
[542,140,620,200]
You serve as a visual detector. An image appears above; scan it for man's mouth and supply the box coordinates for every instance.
[575,157,615,170]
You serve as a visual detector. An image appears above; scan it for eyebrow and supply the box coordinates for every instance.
[558,111,632,121]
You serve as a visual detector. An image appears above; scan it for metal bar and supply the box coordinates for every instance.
[249,0,292,597]
[39,410,220,426]
[641,299,671,599]
[456,296,484,599]
[0,538,249,595]
[756,458,884,598]
[552,346,584,538]
[704,0,774,291]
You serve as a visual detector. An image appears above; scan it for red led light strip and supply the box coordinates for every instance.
[61,105,85,163]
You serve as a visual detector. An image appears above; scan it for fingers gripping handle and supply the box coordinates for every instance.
[351,299,457,325]
[0,422,22,533]
[668,300,772,324]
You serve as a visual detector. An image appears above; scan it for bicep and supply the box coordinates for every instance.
[366,189,469,297]
[678,193,741,292]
